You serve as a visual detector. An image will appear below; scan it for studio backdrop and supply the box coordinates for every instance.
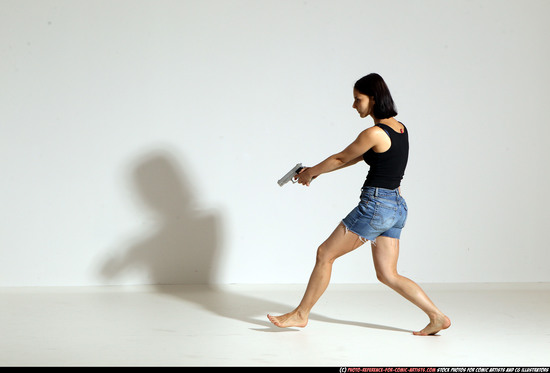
[1,0,549,286]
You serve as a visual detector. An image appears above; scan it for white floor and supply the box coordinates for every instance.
[1,283,549,367]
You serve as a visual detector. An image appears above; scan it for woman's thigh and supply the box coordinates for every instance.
[317,223,366,262]
[371,235,400,276]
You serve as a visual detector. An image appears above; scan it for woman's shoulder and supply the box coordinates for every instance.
[376,119,406,134]
[360,125,388,138]
[354,126,391,151]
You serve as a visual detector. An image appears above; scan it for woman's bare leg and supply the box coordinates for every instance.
[268,223,364,328]
[371,236,451,335]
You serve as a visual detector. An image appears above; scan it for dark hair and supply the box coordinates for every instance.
[354,73,398,119]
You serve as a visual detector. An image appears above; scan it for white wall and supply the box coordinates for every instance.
[2,0,549,286]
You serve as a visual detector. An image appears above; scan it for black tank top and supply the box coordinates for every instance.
[362,123,409,190]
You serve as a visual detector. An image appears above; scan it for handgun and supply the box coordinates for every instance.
[277,163,304,186]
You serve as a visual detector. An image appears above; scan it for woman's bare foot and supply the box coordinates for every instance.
[267,311,308,328]
[413,314,451,336]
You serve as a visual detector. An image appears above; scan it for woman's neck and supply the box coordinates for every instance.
[374,117,397,126]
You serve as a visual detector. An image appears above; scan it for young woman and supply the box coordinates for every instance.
[268,73,451,336]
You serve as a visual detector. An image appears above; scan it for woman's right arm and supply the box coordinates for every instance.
[298,155,362,183]
[330,155,363,172]
[296,127,385,186]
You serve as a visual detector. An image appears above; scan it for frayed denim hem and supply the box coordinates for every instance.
[341,220,371,244]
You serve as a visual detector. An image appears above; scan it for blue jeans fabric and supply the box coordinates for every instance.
[342,187,408,242]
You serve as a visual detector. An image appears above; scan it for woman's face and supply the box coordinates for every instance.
[352,89,374,118]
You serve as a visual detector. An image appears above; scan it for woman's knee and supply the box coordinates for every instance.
[376,270,399,287]
[316,243,336,264]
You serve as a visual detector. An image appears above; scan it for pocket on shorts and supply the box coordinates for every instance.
[356,199,373,218]
[370,200,398,230]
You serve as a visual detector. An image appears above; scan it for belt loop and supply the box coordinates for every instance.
[374,188,379,197]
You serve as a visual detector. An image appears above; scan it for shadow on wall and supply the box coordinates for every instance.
[98,149,412,333]
[100,149,221,284]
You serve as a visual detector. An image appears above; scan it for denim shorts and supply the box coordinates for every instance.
[342,187,408,242]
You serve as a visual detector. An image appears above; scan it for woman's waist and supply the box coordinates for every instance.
[361,186,401,198]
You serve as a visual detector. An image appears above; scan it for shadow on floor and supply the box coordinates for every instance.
[154,285,414,334]
[99,148,412,334]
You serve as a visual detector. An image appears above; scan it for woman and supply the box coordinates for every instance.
[268,73,451,336]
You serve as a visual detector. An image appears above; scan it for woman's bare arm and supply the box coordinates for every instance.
[296,126,386,186]
[322,155,364,173]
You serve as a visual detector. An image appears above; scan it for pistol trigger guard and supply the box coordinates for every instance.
[292,166,304,183]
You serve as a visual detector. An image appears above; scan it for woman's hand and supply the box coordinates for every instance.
[296,167,316,186]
